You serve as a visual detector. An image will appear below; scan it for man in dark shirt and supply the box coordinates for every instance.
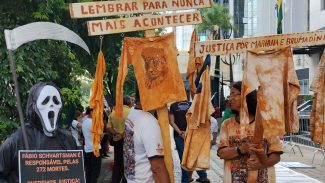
[169,100,210,183]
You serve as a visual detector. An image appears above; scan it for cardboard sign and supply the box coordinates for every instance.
[87,11,202,35]
[195,30,325,56]
[69,0,211,18]
[19,150,85,183]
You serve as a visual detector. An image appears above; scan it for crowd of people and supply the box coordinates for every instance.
[75,82,280,183]
[0,81,282,183]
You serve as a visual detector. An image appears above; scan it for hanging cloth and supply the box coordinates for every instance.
[240,47,300,141]
[182,55,214,171]
[116,33,186,115]
[310,49,325,148]
[89,50,106,157]
[116,33,187,183]
[186,29,203,98]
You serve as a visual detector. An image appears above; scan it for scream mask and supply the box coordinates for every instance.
[26,82,62,137]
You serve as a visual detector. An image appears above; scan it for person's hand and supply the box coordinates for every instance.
[247,156,265,171]
[249,147,268,164]
[239,143,255,155]
[76,122,82,129]
[113,133,123,141]
[179,131,185,139]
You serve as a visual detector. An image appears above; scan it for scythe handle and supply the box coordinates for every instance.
[8,50,30,150]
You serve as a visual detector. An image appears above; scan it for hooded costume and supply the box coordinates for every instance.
[0,82,77,183]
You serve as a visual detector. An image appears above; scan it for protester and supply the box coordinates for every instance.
[124,91,170,183]
[82,107,101,183]
[0,82,77,182]
[169,100,210,183]
[217,81,282,183]
[210,116,218,146]
[108,97,132,183]
[70,109,83,149]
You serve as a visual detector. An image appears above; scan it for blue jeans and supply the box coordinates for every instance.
[174,136,207,183]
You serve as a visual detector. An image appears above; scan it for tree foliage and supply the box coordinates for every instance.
[196,3,232,108]
[0,0,141,141]
[197,3,232,39]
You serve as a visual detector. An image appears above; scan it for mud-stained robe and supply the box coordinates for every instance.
[116,33,186,183]
[310,50,325,148]
[186,29,203,98]
[182,55,214,171]
[240,47,300,140]
[90,50,106,157]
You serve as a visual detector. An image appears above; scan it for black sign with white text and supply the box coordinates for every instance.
[19,150,85,183]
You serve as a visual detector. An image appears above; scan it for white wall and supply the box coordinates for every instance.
[256,0,277,36]
[310,0,325,30]
[283,0,308,33]
[256,0,308,36]
[175,25,193,51]
[232,53,245,82]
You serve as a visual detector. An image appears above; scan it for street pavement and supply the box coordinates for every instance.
[280,143,325,182]
[98,142,325,183]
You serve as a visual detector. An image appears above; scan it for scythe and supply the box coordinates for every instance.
[4,22,90,150]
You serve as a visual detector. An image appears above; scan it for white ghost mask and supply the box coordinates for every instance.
[35,85,62,137]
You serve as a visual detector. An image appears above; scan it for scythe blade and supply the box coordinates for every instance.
[5,22,90,54]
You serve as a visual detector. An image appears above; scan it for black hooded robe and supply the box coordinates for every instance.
[0,123,77,183]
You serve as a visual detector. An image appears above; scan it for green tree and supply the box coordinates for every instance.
[0,0,144,141]
[196,3,232,109]
[197,3,232,40]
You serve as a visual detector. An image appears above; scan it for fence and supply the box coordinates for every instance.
[283,115,325,165]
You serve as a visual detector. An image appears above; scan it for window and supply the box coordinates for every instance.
[299,79,309,95]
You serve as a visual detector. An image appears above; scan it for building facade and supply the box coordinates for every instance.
[228,0,322,98]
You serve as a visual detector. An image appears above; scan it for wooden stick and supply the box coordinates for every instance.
[144,29,174,182]
[157,107,174,183]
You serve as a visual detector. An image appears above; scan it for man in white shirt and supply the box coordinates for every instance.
[123,95,170,183]
[82,107,102,183]
[70,110,83,149]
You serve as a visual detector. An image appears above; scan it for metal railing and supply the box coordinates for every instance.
[283,115,325,166]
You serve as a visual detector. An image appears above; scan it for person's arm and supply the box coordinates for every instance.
[248,136,282,170]
[211,132,217,145]
[107,127,117,136]
[247,149,280,170]
[107,114,118,135]
[217,120,253,160]
[211,117,218,145]
[218,143,253,160]
[149,156,170,183]
[168,113,184,137]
